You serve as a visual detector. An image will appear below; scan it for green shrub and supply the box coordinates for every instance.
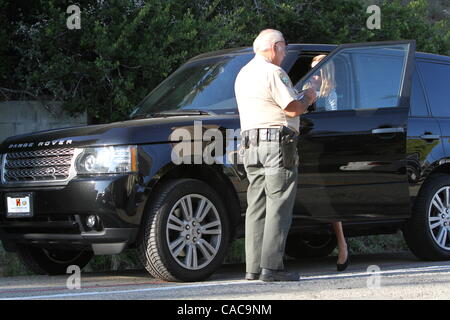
[0,244,32,277]
[1,0,448,122]
[84,249,143,272]
[345,232,409,256]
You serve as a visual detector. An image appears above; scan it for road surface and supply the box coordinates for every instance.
[0,251,449,300]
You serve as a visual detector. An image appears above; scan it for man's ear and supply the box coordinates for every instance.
[273,43,279,52]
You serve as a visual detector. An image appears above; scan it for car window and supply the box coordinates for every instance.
[287,53,324,86]
[417,61,450,117]
[298,44,410,112]
[130,51,300,118]
[409,70,429,117]
[130,54,253,117]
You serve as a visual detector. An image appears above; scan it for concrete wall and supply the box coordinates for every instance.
[0,101,87,143]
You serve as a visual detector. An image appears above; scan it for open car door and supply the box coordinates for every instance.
[293,41,416,221]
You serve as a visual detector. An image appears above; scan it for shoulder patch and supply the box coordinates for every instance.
[277,70,291,86]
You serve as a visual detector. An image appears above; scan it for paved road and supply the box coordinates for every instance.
[0,251,449,300]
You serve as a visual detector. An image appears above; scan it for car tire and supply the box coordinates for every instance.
[17,246,93,275]
[285,233,337,259]
[137,179,231,282]
[404,173,450,260]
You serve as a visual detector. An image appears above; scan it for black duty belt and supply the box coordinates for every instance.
[242,127,298,148]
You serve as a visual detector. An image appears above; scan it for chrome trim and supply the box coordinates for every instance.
[0,148,83,187]
[1,153,6,185]
[371,127,405,134]
[420,134,440,140]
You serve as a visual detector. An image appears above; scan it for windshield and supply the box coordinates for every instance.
[130,54,254,118]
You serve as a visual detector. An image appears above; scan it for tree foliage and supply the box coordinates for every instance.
[0,0,448,123]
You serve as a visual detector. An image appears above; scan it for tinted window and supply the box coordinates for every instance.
[299,44,410,112]
[130,54,253,117]
[130,51,299,118]
[418,61,450,117]
[410,71,429,117]
[287,54,319,85]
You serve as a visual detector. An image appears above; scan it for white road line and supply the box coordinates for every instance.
[1,281,249,300]
[301,265,450,280]
[3,264,450,300]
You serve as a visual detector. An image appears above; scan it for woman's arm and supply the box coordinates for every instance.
[326,90,338,111]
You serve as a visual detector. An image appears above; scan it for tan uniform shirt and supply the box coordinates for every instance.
[235,54,300,132]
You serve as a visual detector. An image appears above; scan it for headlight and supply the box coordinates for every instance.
[75,145,138,174]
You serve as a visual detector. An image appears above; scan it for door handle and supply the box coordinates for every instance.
[420,134,440,141]
[371,127,405,134]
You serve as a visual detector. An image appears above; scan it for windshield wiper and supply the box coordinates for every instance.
[134,109,215,119]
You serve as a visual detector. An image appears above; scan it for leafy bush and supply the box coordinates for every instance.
[0,244,32,277]
[0,0,448,122]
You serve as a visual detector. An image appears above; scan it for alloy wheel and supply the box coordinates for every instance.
[166,194,222,270]
[428,186,450,250]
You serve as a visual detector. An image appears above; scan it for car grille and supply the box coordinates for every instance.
[3,148,75,183]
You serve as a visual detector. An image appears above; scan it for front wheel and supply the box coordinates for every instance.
[138,179,231,282]
[404,174,450,260]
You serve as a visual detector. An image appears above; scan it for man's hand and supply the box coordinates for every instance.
[283,88,316,118]
[309,75,322,91]
[302,87,317,105]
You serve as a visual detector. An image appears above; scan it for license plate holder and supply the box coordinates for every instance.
[5,193,34,218]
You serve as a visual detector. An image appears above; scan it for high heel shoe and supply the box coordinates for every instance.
[336,255,349,272]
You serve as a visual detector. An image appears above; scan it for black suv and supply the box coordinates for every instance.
[1,41,450,282]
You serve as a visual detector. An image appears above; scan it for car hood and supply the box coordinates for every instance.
[1,115,240,152]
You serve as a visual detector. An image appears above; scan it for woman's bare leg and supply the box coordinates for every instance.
[332,222,348,264]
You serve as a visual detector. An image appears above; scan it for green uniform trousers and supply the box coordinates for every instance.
[243,140,298,273]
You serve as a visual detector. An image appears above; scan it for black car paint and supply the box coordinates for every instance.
[0,44,449,253]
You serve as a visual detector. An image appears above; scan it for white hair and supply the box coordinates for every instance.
[253,29,285,53]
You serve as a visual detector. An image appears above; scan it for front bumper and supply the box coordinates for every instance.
[0,174,145,254]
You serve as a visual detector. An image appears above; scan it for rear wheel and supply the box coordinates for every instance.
[17,246,93,275]
[138,179,231,282]
[285,233,337,259]
[404,174,450,260]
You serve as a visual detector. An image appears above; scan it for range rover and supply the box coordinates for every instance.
[1,40,450,282]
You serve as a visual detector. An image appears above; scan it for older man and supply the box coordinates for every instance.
[235,29,316,282]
